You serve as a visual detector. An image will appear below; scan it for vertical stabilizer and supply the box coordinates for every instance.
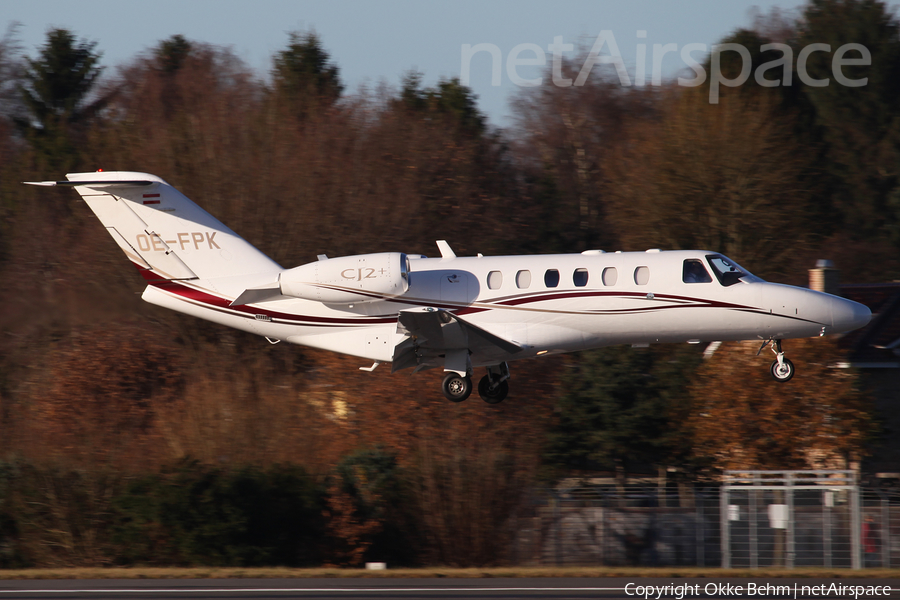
[27,171,281,281]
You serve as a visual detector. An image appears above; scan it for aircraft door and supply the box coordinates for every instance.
[440,272,475,306]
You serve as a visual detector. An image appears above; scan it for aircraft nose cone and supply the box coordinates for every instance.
[832,297,871,333]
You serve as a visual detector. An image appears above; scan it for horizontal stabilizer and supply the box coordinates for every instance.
[24,180,154,188]
[230,283,284,307]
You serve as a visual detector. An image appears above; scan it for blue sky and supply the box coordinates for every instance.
[6,1,898,126]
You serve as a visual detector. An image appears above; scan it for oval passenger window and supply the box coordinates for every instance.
[602,267,617,286]
[516,270,531,289]
[573,268,589,287]
[544,269,560,288]
[634,266,650,285]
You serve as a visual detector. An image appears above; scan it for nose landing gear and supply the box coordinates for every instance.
[759,338,795,382]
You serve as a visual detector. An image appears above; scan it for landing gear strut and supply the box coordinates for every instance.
[478,362,510,404]
[759,338,795,382]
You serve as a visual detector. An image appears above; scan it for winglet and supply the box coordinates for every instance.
[435,240,456,259]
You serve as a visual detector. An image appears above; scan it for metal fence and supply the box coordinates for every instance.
[721,471,860,569]
[861,487,900,568]
[510,482,723,567]
[510,471,900,569]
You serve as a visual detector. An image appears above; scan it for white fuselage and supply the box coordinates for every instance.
[142,249,870,368]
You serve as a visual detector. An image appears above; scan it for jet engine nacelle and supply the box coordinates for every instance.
[280,252,410,304]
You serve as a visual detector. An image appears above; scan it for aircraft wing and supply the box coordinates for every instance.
[391,307,524,373]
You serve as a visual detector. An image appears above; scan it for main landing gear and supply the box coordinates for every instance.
[758,338,795,382]
[442,362,511,404]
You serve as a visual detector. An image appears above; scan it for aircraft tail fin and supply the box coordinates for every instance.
[25,171,281,281]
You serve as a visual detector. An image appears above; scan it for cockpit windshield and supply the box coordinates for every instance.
[705,254,763,286]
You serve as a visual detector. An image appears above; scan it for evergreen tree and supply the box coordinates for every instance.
[398,71,485,135]
[17,28,103,169]
[155,34,192,74]
[545,346,700,476]
[272,31,343,120]
[798,0,900,240]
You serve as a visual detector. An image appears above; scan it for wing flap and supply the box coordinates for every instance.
[391,308,523,373]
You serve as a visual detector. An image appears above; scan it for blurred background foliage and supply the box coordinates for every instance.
[0,0,896,567]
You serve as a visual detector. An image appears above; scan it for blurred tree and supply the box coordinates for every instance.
[606,87,819,280]
[17,28,104,170]
[687,338,875,475]
[155,34,192,74]
[797,0,900,242]
[511,59,656,253]
[0,23,25,264]
[324,447,407,566]
[544,346,701,478]
[34,324,184,467]
[112,460,323,566]
[398,71,485,136]
[272,31,343,120]
[0,23,24,122]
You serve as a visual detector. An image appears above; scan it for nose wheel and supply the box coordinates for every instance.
[770,356,795,382]
[759,339,795,382]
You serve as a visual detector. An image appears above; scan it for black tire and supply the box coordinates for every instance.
[478,375,509,404]
[442,373,472,402]
[770,357,795,382]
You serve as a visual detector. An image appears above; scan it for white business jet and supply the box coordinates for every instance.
[26,172,872,403]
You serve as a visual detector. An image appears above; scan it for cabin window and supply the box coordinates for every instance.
[602,267,617,286]
[682,259,712,283]
[634,266,650,285]
[544,269,560,288]
[516,270,531,289]
[487,270,503,290]
[573,268,589,287]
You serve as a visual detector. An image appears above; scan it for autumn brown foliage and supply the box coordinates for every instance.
[688,338,875,474]
[0,17,896,566]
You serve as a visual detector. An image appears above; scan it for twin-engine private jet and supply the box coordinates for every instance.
[26,172,872,403]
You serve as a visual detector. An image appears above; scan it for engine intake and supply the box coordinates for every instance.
[280,252,410,304]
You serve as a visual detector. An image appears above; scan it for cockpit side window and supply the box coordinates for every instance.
[683,259,712,283]
[705,254,757,287]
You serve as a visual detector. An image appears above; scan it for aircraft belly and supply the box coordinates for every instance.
[142,284,262,336]
[287,327,400,362]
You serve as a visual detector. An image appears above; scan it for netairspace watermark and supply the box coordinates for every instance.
[460,31,871,104]
[625,582,893,599]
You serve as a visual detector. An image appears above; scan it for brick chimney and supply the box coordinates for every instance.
[809,259,840,296]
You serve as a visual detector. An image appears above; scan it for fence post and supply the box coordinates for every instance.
[880,490,890,569]
[552,489,562,567]
[824,490,832,569]
[721,482,730,568]
[851,484,862,569]
[696,489,705,568]
[750,478,758,569]
[786,472,795,569]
